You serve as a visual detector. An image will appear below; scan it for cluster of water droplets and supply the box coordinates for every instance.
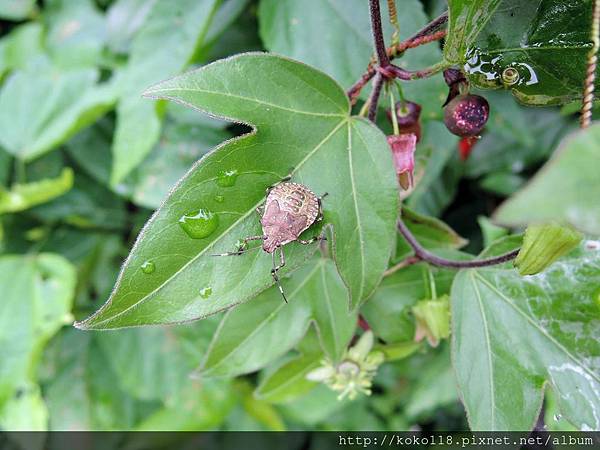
[464,49,540,90]
[140,168,240,305]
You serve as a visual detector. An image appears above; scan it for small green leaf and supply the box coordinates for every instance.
[404,346,458,420]
[0,382,48,431]
[397,206,468,259]
[255,353,321,404]
[76,53,398,329]
[495,124,600,235]
[478,216,509,248]
[30,172,127,231]
[0,58,117,161]
[259,0,446,118]
[0,0,36,20]
[110,0,221,184]
[0,167,74,214]
[307,259,358,361]
[200,262,318,378]
[44,0,106,69]
[41,330,146,430]
[445,0,596,105]
[362,263,456,343]
[452,244,600,430]
[0,22,43,78]
[515,223,583,276]
[373,341,420,361]
[0,253,76,422]
[96,320,219,401]
[255,328,324,404]
[134,380,236,431]
[106,0,157,54]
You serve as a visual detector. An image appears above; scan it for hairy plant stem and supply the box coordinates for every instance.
[396,219,520,269]
[581,0,600,128]
[367,73,384,122]
[348,12,448,105]
[369,0,390,67]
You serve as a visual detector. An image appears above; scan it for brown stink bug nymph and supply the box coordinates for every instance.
[213,178,327,302]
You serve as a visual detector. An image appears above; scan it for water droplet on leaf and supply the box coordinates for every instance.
[200,286,212,299]
[141,260,155,274]
[216,169,238,187]
[179,208,219,239]
[554,414,562,422]
[214,195,224,203]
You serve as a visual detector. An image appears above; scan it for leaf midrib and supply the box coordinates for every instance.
[475,272,600,385]
[469,271,496,429]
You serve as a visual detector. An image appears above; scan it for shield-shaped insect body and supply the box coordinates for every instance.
[213,180,326,302]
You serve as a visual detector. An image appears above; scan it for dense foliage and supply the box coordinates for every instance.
[0,0,599,433]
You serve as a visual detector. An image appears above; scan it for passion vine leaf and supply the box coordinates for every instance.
[0,58,116,161]
[0,0,36,21]
[75,53,398,330]
[0,253,76,429]
[259,0,446,118]
[110,0,222,185]
[255,329,323,404]
[445,0,596,105]
[201,257,356,377]
[452,244,600,430]
[494,124,600,236]
[361,263,456,344]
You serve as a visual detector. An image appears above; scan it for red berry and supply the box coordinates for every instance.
[443,94,489,137]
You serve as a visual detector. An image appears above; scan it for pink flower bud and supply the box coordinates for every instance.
[387,134,417,190]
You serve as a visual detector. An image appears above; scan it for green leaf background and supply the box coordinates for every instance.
[0,0,598,434]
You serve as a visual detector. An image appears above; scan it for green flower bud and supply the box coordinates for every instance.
[514,223,583,276]
[412,295,450,348]
[348,330,374,361]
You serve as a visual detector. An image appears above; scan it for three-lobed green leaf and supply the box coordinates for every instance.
[0,253,76,430]
[452,244,600,430]
[76,53,398,330]
[494,124,600,235]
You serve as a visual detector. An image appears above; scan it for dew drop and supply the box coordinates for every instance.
[214,195,224,203]
[554,413,562,422]
[141,260,155,274]
[200,286,212,299]
[178,208,219,239]
[216,169,238,187]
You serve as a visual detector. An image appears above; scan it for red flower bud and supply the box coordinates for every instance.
[387,134,417,190]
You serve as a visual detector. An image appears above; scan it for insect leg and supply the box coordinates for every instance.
[271,248,288,303]
[298,236,327,245]
[211,235,265,256]
[265,174,293,194]
[316,192,328,221]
